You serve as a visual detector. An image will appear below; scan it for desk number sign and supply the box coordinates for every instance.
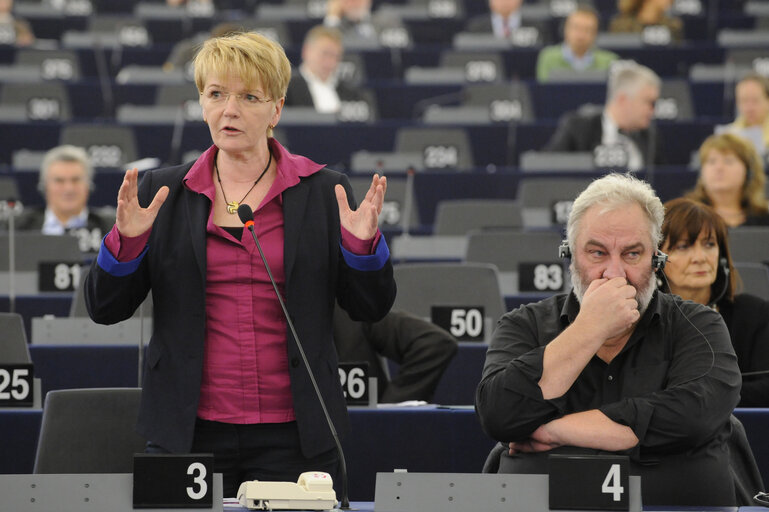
[338,362,370,405]
[38,261,82,292]
[0,364,33,407]
[133,453,214,508]
[431,305,485,341]
[549,454,629,510]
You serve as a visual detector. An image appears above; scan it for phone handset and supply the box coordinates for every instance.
[237,471,337,510]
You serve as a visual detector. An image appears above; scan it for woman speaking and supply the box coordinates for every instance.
[85,31,396,497]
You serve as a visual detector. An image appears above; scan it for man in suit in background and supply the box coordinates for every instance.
[333,305,458,403]
[544,61,663,170]
[16,145,113,252]
[285,25,365,114]
[464,0,549,46]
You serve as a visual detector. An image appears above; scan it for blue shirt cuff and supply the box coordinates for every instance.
[96,235,149,277]
[340,234,390,271]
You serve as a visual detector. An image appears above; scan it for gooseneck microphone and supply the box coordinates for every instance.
[237,204,351,510]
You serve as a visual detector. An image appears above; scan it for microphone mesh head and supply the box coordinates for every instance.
[237,203,254,224]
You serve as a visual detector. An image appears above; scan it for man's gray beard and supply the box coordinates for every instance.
[570,261,657,315]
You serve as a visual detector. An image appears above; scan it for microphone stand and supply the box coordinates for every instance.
[237,204,351,510]
[1,199,22,313]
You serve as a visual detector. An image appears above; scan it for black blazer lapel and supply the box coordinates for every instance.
[184,188,210,282]
[282,180,311,285]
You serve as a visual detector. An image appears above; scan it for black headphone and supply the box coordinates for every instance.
[558,240,668,271]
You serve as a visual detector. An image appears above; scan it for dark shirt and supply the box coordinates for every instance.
[476,291,741,505]
[719,293,769,407]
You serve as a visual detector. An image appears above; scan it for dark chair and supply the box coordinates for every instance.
[433,199,522,235]
[0,312,31,364]
[33,388,145,474]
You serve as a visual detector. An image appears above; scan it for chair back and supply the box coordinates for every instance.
[33,388,145,474]
[0,312,31,364]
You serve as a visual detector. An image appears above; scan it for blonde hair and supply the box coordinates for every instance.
[303,24,343,47]
[688,133,769,217]
[193,31,291,136]
[567,173,664,252]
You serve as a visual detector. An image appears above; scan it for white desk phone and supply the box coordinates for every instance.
[237,471,337,510]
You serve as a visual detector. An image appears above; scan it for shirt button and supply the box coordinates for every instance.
[608,375,614,381]
[291,357,300,368]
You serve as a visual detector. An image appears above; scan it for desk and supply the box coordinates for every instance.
[2,406,767,501]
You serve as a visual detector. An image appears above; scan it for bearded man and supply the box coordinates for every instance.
[476,173,741,506]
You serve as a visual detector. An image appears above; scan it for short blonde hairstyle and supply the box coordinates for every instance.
[567,173,664,252]
[688,133,769,216]
[193,31,291,135]
[303,24,343,47]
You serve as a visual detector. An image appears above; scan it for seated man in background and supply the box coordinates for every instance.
[16,145,114,252]
[333,305,458,403]
[476,173,741,505]
[724,72,769,159]
[536,5,618,82]
[544,62,663,170]
[285,25,365,114]
[464,0,549,45]
[323,0,404,44]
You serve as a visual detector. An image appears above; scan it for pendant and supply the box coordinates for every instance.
[226,201,239,215]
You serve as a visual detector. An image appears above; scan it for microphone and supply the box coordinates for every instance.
[236,204,351,510]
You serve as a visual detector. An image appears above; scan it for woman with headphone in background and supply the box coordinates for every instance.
[660,197,769,406]
[686,133,769,227]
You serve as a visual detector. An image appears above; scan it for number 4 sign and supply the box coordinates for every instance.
[549,454,630,510]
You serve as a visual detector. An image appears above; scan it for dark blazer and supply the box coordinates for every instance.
[544,106,666,166]
[719,293,769,407]
[463,14,551,44]
[333,306,457,403]
[16,206,113,234]
[85,158,396,457]
[284,73,365,109]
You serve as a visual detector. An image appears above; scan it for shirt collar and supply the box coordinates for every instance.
[561,43,595,70]
[42,207,89,234]
[299,64,338,88]
[183,138,325,202]
[492,11,522,32]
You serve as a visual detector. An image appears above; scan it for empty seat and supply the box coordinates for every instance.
[0,233,83,271]
[60,124,139,168]
[348,176,419,230]
[516,177,592,228]
[718,29,769,48]
[465,230,568,295]
[0,175,20,201]
[33,388,145,474]
[433,199,522,235]
[14,49,81,81]
[394,127,474,171]
[729,227,769,265]
[405,50,504,85]
[463,82,535,122]
[0,82,72,122]
[519,151,595,172]
[734,262,769,301]
[393,262,506,340]
[0,313,31,364]
[656,79,694,121]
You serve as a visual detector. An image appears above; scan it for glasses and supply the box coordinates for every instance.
[202,89,273,107]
